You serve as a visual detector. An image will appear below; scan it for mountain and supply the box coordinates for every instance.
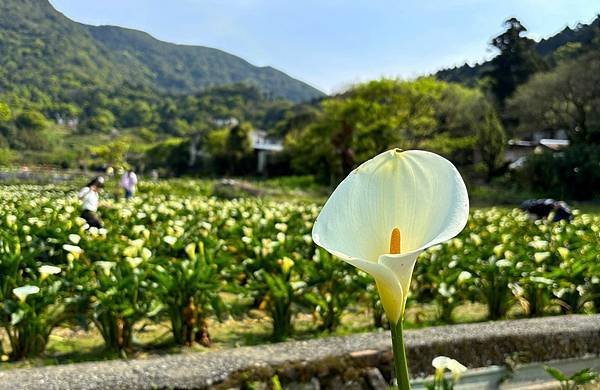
[0,0,324,102]
[436,16,600,85]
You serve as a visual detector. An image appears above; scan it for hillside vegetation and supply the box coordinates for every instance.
[0,4,598,200]
[0,0,323,102]
[436,16,600,86]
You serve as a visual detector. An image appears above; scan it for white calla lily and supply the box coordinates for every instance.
[163,235,177,246]
[432,355,468,381]
[95,261,116,276]
[13,285,40,302]
[39,265,61,280]
[62,244,83,259]
[68,234,81,245]
[126,257,144,268]
[39,265,61,275]
[312,149,469,324]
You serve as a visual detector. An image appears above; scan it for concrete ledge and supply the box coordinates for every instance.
[0,315,598,389]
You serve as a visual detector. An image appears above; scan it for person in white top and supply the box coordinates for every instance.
[120,169,138,200]
[78,176,104,228]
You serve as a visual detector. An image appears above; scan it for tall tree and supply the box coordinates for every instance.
[476,105,506,181]
[226,122,253,174]
[508,50,600,144]
[286,78,503,184]
[487,18,546,105]
[0,102,11,122]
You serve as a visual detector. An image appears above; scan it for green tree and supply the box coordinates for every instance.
[508,50,600,200]
[86,108,115,132]
[0,147,15,165]
[144,138,189,175]
[15,110,47,131]
[508,50,600,144]
[226,122,253,173]
[476,105,506,180]
[122,100,153,127]
[0,102,11,122]
[89,138,130,167]
[487,18,546,105]
[286,78,498,183]
[13,110,55,151]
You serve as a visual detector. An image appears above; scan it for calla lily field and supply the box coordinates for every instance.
[0,166,599,371]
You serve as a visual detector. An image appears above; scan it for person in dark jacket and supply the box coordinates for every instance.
[520,199,572,222]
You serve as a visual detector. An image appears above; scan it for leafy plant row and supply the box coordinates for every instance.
[0,183,598,360]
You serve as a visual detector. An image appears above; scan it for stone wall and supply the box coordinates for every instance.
[0,315,598,389]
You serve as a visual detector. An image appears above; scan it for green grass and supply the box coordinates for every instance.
[0,299,513,370]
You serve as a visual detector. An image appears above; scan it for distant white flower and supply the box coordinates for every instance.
[557,247,569,260]
[132,225,146,235]
[6,214,17,227]
[163,235,177,246]
[278,257,295,273]
[275,223,288,232]
[452,238,463,249]
[185,243,196,260]
[432,356,467,381]
[509,282,524,297]
[95,261,116,276]
[68,234,81,244]
[493,244,504,258]
[123,246,138,257]
[129,238,145,248]
[126,257,144,268]
[457,271,472,283]
[439,282,455,298]
[495,259,512,268]
[530,276,554,285]
[534,252,551,263]
[529,240,548,250]
[62,244,83,259]
[470,233,482,246]
[39,265,61,280]
[13,285,40,302]
[141,247,152,261]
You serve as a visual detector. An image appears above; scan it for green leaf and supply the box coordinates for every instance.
[544,366,568,382]
[570,368,598,385]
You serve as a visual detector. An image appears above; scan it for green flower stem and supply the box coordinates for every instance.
[391,320,410,390]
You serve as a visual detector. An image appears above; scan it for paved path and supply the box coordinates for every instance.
[0,315,598,389]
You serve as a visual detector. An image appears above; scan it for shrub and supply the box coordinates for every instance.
[520,145,600,200]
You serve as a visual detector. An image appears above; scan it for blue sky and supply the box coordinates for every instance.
[49,0,599,94]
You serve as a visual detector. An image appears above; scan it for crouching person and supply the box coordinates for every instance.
[79,176,105,228]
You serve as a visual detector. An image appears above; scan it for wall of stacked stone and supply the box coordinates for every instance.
[0,315,598,389]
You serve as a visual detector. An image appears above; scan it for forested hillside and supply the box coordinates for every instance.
[0,0,323,102]
[436,16,600,86]
[0,2,598,199]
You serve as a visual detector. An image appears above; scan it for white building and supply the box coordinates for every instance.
[251,130,283,174]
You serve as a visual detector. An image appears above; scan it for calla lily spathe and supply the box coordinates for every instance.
[312,149,469,324]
